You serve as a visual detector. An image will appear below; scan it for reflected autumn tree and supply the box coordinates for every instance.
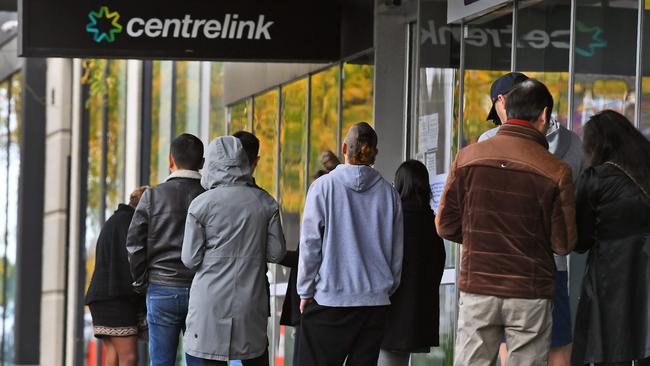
[280,79,307,219]
[210,63,226,139]
[229,100,251,133]
[253,91,279,197]
[309,67,339,181]
[341,63,374,145]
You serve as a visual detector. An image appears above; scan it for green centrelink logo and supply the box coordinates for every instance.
[86,6,123,43]
[576,21,607,57]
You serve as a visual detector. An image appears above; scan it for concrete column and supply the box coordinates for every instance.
[372,0,414,180]
[64,59,83,366]
[40,58,73,366]
[125,60,143,199]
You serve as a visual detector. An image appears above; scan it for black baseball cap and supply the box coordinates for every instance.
[486,72,529,123]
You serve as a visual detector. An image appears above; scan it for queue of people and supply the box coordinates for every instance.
[84,73,650,366]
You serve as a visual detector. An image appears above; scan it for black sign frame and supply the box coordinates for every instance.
[19,0,345,62]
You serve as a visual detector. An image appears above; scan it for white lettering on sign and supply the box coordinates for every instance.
[125,14,274,40]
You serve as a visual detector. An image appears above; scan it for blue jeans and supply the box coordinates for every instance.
[146,283,201,366]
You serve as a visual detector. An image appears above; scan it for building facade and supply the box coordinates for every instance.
[0,0,648,365]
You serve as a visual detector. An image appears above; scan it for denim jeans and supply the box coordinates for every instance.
[146,283,202,366]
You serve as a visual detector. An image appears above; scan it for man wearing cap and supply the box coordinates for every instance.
[479,73,583,366]
[437,79,577,365]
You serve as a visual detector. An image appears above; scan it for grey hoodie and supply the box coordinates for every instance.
[182,136,286,361]
[297,164,404,307]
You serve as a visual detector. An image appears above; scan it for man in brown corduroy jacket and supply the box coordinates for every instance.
[436,79,577,366]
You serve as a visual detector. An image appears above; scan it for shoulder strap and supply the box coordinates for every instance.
[604,161,650,199]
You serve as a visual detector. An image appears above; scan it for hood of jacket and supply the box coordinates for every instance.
[330,164,383,192]
[201,136,252,190]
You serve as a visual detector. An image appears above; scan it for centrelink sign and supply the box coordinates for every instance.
[19,0,341,61]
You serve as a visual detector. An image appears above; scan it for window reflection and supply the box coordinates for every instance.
[309,67,340,182]
[0,73,20,364]
[639,4,650,139]
[82,60,128,365]
[461,7,514,145]
[228,100,252,134]
[253,91,279,197]
[150,61,174,185]
[342,56,374,143]
[175,61,201,136]
[280,79,307,252]
[517,0,571,126]
[105,61,127,218]
[572,0,639,135]
[210,63,226,139]
[411,285,457,366]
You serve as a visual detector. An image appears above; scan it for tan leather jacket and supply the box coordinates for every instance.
[436,121,577,299]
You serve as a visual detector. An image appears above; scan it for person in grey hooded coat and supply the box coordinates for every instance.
[181,136,287,365]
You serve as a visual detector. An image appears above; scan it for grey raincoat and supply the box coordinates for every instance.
[181,136,286,361]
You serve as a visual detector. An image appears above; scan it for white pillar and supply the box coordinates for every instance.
[64,58,83,366]
[200,62,212,146]
[41,57,73,366]
[125,60,143,199]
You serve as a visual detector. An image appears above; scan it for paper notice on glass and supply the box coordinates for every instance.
[424,151,437,177]
[418,113,439,152]
[430,173,449,214]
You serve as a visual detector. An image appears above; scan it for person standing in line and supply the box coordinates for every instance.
[378,160,446,366]
[279,150,341,366]
[181,136,286,365]
[436,79,577,366]
[127,134,206,366]
[86,186,149,366]
[572,110,650,366]
[297,122,404,366]
[480,72,582,366]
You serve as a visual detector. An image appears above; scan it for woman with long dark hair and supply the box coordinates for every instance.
[572,110,650,366]
[378,160,446,366]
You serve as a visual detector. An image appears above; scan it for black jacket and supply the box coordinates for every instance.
[382,200,446,352]
[86,204,137,304]
[127,173,205,290]
[572,164,650,365]
[279,250,300,326]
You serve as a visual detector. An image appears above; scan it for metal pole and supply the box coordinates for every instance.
[634,0,645,128]
[567,0,578,131]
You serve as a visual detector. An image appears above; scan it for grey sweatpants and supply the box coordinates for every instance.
[454,291,552,366]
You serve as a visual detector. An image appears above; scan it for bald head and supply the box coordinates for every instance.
[343,122,378,166]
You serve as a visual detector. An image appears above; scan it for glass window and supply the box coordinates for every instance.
[572,0,639,135]
[640,3,650,139]
[228,99,252,134]
[105,61,127,218]
[150,61,174,185]
[253,90,279,197]
[517,0,571,126]
[210,63,226,140]
[410,1,460,364]
[0,73,20,364]
[175,61,201,136]
[309,66,340,182]
[341,55,374,143]
[462,8,514,145]
[279,79,307,251]
[81,60,128,365]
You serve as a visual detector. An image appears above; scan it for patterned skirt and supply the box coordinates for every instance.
[88,298,147,338]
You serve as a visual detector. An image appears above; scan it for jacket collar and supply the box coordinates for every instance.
[165,169,202,182]
[116,203,134,213]
[497,120,549,150]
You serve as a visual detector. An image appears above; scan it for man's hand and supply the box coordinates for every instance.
[300,298,313,313]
